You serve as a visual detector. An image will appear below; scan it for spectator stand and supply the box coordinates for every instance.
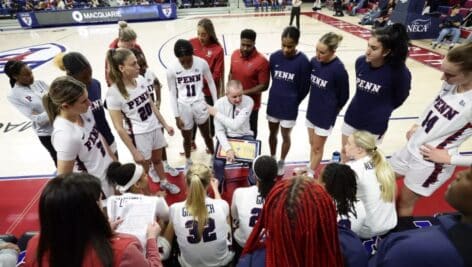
[437,3,472,38]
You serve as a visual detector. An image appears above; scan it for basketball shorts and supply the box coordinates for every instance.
[178,99,209,130]
[306,119,333,136]
[341,122,384,143]
[134,128,167,160]
[389,146,456,197]
[267,115,296,128]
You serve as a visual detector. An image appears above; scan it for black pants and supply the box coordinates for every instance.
[290,6,300,29]
[39,135,57,166]
[249,109,259,139]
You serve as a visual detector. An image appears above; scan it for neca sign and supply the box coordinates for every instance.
[407,19,431,33]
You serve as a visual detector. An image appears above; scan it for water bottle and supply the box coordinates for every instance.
[331,151,341,163]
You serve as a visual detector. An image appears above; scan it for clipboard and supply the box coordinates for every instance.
[216,138,261,162]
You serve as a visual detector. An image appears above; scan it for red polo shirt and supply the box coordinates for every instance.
[230,48,269,110]
[189,38,224,97]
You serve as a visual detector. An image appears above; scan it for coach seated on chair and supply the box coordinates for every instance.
[208,80,254,190]
[369,166,472,267]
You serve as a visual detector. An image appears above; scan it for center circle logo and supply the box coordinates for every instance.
[72,11,83,22]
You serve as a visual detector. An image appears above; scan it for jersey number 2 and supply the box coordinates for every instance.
[249,208,262,227]
[185,218,217,244]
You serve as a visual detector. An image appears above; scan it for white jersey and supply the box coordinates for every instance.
[231,186,263,247]
[166,56,217,117]
[52,108,113,195]
[407,83,472,166]
[106,76,160,134]
[169,197,232,267]
[107,193,169,254]
[214,95,254,151]
[338,200,366,235]
[7,80,52,136]
[347,156,397,238]
[142,69,159,103]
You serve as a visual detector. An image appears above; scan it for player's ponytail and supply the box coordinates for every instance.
[352,131,396,202]
[371,148,396,202]
[42,76,87,123]
[185,163,212,237]
[106,48,131,99]
[320,163,358,219]
[252,155,278,198]
[372,23,410,67]
[4,60,27,88]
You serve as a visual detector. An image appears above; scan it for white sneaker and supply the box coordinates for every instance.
[160,180,181,194]
[184,160,193,175]
[149,168,161,183]
[277,160,285,176]
[164,164,179,176]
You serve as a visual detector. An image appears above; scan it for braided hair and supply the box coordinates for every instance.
[243,176,344,267]
[321,163,358,219]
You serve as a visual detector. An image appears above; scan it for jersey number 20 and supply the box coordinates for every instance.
[138,103,153,121]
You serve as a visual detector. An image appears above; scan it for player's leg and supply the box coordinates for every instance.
[307,128,327,177]
[250,110,259,138]
[193,99,214,154]
[197,119,215,154]
[341,122,357,162]
[267,117,280,158]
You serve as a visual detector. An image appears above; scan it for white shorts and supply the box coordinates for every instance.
[267,115,296,128]
[389,146,456,197]
[341,122,384,143]
[178,99,209,130]
[133,128,167,160]
[306,119,333,136]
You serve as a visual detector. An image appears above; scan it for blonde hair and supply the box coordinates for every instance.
[185,163,212,237]
[53,52,66,71]
[118,21,137,42]
[42,76,86,123]
[352,131,396,202]
[106,48,133,99]
[319,32,343,52]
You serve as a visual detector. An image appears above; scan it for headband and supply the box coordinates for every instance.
[116,164,143,194]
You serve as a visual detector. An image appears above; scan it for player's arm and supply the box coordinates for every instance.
[8,96,50,126]
[213,48,225,97]
[203,62,218,104]
[213,115,235,162]
[153,78,162,110]
[108,109,145,164]
[166,70,183,129]
[56,160,75,175]
[163,222,175,245]
[150,100,174,136]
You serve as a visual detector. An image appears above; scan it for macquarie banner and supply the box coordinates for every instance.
[17,4,176,28]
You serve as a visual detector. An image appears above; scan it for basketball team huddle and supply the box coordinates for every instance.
[4,17,472,267]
